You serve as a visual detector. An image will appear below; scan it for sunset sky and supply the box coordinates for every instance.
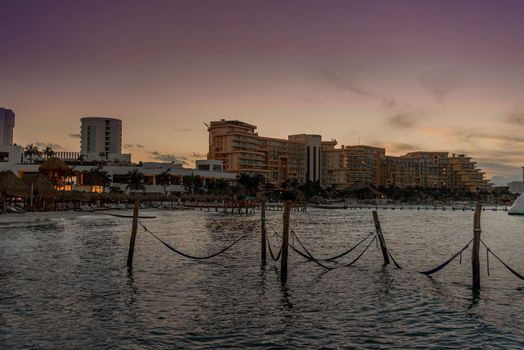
[1,0,523,184]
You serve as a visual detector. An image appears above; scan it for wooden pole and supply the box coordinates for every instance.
[372,210,390,265]
[281,201,291,281]
[472,203,482,290]
[261,201,267,265]
[127,200,139,269]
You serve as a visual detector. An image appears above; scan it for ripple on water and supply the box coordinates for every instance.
[0,209,524,348]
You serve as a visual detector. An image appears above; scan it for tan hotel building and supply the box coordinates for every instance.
[207,119,491,192]
[207,120,321,187]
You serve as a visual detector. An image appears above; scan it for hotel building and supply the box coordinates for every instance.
[208,119,492,193]
[80,117,130,162]
[207,119,322,187]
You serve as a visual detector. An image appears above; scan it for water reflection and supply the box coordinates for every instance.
[0,209,523,348]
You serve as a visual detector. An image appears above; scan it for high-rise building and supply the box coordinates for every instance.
[80,117,122,155]
[207,119,491,192]
[0,108,15,146]
[321,142,385,189]
[207,119,323,187]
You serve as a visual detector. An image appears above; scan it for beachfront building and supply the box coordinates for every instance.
[321,141,385,189]
[447,154,491,192]
[207,119,323,188]
[207,119,492,192]
[381,152,449,188]
[0,160,235,194]
[80,117,131,162]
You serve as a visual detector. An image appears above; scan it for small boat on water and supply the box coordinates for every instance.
[508,194,524,215]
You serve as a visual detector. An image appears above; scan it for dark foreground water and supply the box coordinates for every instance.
[1,208,523,349]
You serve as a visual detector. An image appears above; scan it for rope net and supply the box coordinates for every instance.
[138,221,247,260]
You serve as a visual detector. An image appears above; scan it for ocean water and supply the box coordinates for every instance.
[1,208,523,349]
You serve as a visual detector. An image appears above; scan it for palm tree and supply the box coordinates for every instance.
[237,173,264,197]
[88,166,112,192]
[126,169,145,194]
[77,154,86,165]
[43,146,55,159]
[182,173,202,194]
[156,169,171,194]
[24,144,41,164]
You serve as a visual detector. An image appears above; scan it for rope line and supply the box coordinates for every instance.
[289,226,374,262]
[269,221,377,269]
[419,239,473,275]
[481,240,524,280]
[320,232,374,261]
[486,247,490,276]
[291,231,336,270]
[266,235,282,261]
[138,221,247,260]
[344,235,377,267]
[386,247,403,269]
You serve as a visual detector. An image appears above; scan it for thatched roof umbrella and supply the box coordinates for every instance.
[108,191,127,202]
[38,157,70,175]
[22,174,59,198]
[63,190,88,202]
[0,170,30,198]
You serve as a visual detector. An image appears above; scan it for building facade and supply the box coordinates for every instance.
[321,141,385,189]
[80,117,130,162]
[0,108,15,146]
[207,119,492,193]
[207,119,322,188]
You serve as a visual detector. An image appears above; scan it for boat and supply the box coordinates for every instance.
[508,194,524,215]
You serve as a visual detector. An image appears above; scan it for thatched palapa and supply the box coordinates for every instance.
[0,170,30,197]
[22,174,59,198]
[38,157,70,174]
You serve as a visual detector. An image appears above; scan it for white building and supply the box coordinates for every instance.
[508,167,524,194]
[80,117,130,162]
[0,108,15,146]
[0,160,235,194]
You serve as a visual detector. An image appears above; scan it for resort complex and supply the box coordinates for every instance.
[0,110,504,197]
[207,119,492,192]
[0,111,235,196]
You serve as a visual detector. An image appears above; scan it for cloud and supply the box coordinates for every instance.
[453,131,524,144]
[191,152,206,158]
[418,70,458,102]
[320,67,396,109]
[476,161,522,176]
[149,151,190,165]
[124,144,134,149]
[389,142,421,152]
[33,142,63,150]
[174,128,204,132]
[136,144,144,148]
[506,111,524,125]
[69,133,80,139]
[388,113,418,128]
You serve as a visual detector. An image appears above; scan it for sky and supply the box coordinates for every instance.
[1,0,523,185]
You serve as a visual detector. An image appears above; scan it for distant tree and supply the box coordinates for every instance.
[297,180,325,199]
[126,169,145,193]
[42,146,55,159]
[206,178,230,195]
[156,169,171,194]
[237,173,265,197]
[24,144,41,164]
[77,154,86,164]
[88,166,112,192]
[182,173,202,194]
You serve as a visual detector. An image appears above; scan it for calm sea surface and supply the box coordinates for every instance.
[1,208,523,349]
